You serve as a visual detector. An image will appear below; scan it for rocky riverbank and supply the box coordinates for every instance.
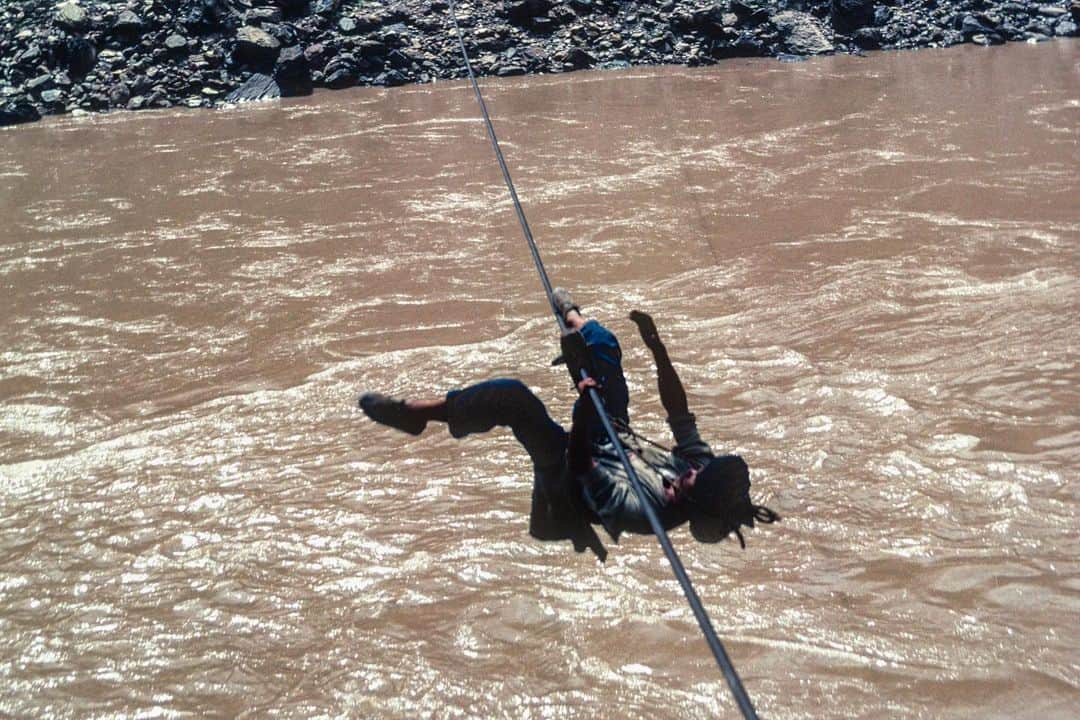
[2,0,1077,126]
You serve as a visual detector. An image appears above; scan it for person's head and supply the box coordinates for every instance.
[687,454,753,525]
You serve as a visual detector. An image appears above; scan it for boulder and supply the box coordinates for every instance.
[184,0,239,34]
[273,46,312,96]
[303,42,334,70]
[562,46,596,68]
[246,7,283,25]
[831,0,876,33]
[1036,4,1067,17]
[356,40,388,58]
[234,26,281,67]
[771,11,834,54]
[55,2,89,32]
[108,80,131,106]
[960,14,994,38]
[1054,18,1078,34]
[852,26,882,48]
[26,74,55,94]
[63,36,97,77]
[113,10,144,35]
[224,73,281,102]
[40,89,64,105]
[323,54,358,88]
[165,34,190,55]
[0,100,41,127]
[380,69,408,86]
[386,49,411,69]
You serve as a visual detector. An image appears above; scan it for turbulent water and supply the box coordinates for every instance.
[1,40,1078,718]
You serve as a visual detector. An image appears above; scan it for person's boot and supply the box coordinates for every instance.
[551,287,580,321]
[358,392,426,435]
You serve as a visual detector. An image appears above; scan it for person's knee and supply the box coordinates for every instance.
[487,378,534,402]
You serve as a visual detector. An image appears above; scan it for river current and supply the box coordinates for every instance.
[1,40,1078,718]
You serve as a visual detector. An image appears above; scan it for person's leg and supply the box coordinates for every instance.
[361,379,567,466]
[443,378,567,468]
[576,318,630,429]
[553,286,630,428]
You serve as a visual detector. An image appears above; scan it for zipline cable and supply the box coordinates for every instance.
[444,4,759,718]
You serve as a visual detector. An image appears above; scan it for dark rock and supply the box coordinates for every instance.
[40,88,64,105]
[108,81,131,106]
[323,54,358,88]
[63,36,96,77]
[852,26,883,48]
[496,64,527,76]
[772,11,835,54]
[960,14,994,37]
[531,17,555,33]
[353,14,385,32]
[380,69,408,86]
[387,49,411,69]
[26,74,55,94]
[1036,5,1067,17]
[165,34,189,55]
[309,0,339,16]
[234,26,281,67]
[246,7,284,25]
[356,40,388,58]
[304,42,334,70]
[55,2,89,32]
[832,0,876,33]
[183,0,238,34]
[380,23,409,46]
[275,0,311,18]
[224,73,281,102]
[273,46,312,96]
[504,0,555,25]
[338,17,357,33]
[15,44,43,68]
[0,100,41,127]
[562,47,597,68]
[1055,18,1078,34]
[113,10,144,36]
[731,0,773,22]
[264,22,299,48]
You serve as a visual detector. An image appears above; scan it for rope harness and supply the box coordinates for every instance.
[445,4,760,717]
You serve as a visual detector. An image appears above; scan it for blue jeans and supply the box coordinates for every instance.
[575,319,630,438]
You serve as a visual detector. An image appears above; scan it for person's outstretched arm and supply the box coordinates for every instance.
[629,310,689,419]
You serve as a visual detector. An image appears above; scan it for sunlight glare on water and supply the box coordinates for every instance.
[1,40,1078,718]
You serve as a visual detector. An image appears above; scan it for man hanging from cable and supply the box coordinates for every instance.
[359,289,778,557]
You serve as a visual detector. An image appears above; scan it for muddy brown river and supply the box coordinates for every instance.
[1,40,1078,718]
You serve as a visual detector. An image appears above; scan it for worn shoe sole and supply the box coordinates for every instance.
[358,392,426,436]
